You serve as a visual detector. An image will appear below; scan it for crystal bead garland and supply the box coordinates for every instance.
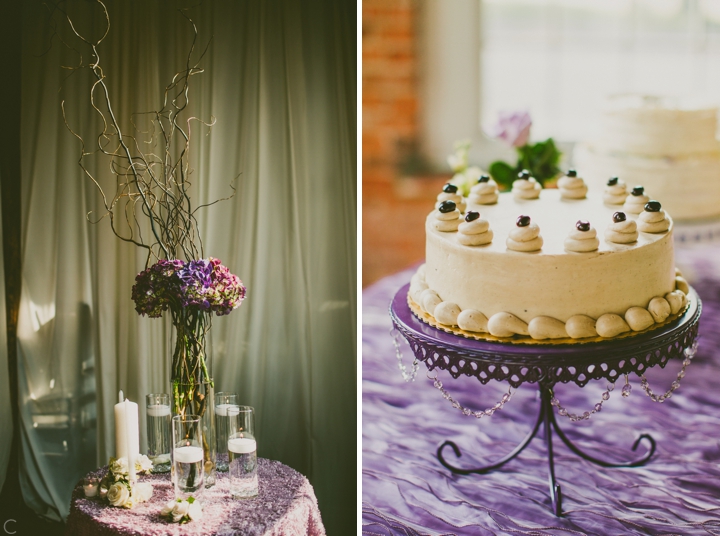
[550,381,615,422]
[640,340,698,403]
[427,371,514,418]
[391,328,419,382]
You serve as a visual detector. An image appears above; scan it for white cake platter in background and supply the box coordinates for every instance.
[674,218,720,244]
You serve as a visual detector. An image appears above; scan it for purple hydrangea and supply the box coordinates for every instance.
[131,259,185,317]
[131,258,245,317]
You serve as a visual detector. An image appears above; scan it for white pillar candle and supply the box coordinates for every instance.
[114,391,140,480]
[174,445,204,463]
[125,399,137,482]
[228,437,256,454]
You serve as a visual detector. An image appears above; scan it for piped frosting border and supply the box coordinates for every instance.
[408,264,690,344]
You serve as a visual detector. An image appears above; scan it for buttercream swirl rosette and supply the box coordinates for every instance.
[436,183,466,213]
[564,220,599,252]
[468,174,499,205]
[457,211,493,246]
[557,169,588,200]
[623,185,650,214]
[506,215,543,252]
[512,170,542,200]
[604,211,638,244]
[432,200,462,232]
[603,176,628,205]
[638,201,670,233]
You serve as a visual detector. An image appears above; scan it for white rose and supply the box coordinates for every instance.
[107,482,130,507]
[122,495,136,509]
[187,501,203,521]
[135,455,153,474]
[135,482,153,502]
[171,500,190,523]
[160,500,176,517]
[109,457,128,477]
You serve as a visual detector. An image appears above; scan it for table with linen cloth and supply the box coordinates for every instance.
[362,243,720,535]
[65,458,325,536]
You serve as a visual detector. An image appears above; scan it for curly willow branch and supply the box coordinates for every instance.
[57,0,235,266]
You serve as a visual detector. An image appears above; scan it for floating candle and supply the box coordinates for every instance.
[228,437,257,454]
[174,445,204,464]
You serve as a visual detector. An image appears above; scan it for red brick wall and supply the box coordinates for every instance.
[362,0,419,185]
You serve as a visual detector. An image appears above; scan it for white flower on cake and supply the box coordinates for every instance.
[564,220,599,253]
[432,200,462,232]
[506,215,543,252]
[604,211,638,244]
[511,170,541,200]
[637,201,670,233]
[603,176,628,205]
[457,211,493,246]
[623,185,650,214]
[557,169,587,200]
[436,183,466,213]
[468,174,499,205]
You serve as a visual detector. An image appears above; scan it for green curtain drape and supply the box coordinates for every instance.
[15,1,356,532]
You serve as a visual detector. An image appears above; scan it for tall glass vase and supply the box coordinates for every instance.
[170,309,217,488]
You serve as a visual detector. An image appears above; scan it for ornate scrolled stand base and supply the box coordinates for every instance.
[437,385,656,517]
[390,284,701,517]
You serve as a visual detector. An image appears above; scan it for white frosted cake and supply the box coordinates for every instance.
[409,175,690,342]
[574,96,720,221]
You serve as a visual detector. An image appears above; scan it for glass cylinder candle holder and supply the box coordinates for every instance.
[214,392,239,472]
[146,393,172,473]
[83,476,99,498]
[171,415,204,500]
[227,406,258,499]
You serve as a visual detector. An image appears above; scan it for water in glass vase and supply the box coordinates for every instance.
[147,404,171,472]
[228,437,257,499]
[173,445,205,498]
[215,403,239,471]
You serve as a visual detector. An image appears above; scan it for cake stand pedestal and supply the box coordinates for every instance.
[389,284,702,517]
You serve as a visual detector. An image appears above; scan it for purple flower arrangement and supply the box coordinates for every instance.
[486,110,562,189]
[132,258,246,318]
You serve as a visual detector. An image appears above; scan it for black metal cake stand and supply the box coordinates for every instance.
[389,283,702,516]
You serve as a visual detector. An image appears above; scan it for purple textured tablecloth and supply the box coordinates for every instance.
[362,244,720,536]
[66,458,325,536]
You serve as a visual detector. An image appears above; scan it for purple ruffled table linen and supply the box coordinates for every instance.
[362,244,720,536]
[66,458,325,536]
